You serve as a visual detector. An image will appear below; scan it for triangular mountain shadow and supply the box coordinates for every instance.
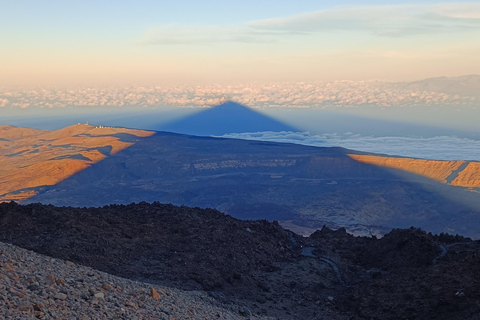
[159,101,298,136]
[22,129,480,238]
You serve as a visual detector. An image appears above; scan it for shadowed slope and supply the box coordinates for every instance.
[160,101,298,136]
[22,130,480,238]
[3,124,480,237]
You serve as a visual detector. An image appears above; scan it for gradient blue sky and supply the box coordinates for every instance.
[2,1,480,85]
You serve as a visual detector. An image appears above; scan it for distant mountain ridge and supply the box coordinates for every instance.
[401,74,480,97]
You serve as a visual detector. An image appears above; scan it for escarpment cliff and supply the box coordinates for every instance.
[348,154,466,184]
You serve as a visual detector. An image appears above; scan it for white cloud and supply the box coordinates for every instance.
[139,3,480,45]
[139,25,279,45]
[249,3,480,38]
[218,131,480,161]
[434,3,480,19]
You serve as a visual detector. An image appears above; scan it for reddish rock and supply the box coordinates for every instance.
[151,288,160,300]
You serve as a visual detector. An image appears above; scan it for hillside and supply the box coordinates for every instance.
[0,124,154,202]
[1,202,479,319]
[1,124,480,237]
[348,154,480,187]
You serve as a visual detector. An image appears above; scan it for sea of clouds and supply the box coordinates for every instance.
[219,131,480,161]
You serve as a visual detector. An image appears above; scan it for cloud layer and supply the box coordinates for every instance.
[1,76,478,110]
[219,131,480,161]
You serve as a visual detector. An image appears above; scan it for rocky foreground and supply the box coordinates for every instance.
[0,241,266,320]
[1,201,480,319]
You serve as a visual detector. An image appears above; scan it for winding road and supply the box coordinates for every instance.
[301,247,345,286]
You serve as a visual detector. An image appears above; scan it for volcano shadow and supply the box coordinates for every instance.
[159,101,298,136]
[24,130,480,238]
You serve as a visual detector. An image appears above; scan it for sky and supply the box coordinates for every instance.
[2,1,480,86]
[2,0,480,161]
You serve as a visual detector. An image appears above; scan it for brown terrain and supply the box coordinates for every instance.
[0,124,154,202]
[348,154,479,188]
[1,201,479,319]
[451,162,480,188]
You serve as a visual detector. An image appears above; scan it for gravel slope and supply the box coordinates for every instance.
[0,241,268,320]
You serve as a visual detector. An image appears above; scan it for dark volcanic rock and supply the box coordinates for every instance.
[0,201,310,319]
[1,201,480,319]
